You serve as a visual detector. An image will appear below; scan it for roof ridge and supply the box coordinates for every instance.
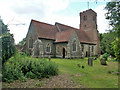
[32,19,55,27]
[57,29,75,33]
[55,22,78,30]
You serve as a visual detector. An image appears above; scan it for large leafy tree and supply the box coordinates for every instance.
[105,1,120,62]
[0,19,16,65]
[99,32,115,56]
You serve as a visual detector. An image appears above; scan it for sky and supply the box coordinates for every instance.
[0,0,111,44]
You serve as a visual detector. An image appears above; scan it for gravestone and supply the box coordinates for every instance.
[48,56,51,61]
[88,58,93,66]
[100,59,107,65]
[77,64,80,68]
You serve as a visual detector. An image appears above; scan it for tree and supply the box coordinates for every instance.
[99,32,115,56]
[18,38,26,45]
[105,1,120,62]
[0,19,16,65]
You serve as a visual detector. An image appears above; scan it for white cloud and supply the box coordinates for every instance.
[0,0,69,44]
[94,5,109,33]
[0,0,109,44]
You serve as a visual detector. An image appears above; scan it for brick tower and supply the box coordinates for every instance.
[80,9,100,55]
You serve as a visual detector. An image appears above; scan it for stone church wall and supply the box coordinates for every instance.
[68,31,82,58]
[40,39,56,58]
[25,23,37,55]
[55,43,68,58]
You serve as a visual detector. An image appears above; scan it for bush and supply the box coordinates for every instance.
[100,53,109,65]
[2,61,26,83]
[102,53,109,61]
[2,53,58,82]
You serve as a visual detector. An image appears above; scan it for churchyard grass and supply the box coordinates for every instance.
[2,55,118,88]
[49,58,118,88]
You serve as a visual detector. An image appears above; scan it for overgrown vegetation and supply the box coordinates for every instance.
[100,53,109,65]
[1,19,58,83]
[102,53,109,61]
[2,53,58,83]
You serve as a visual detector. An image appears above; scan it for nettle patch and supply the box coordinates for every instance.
[2,53,58,83]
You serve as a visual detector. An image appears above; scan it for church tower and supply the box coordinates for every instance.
[80,9,100,55]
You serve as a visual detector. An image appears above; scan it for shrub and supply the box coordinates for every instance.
[25,71,36,79]
[102,53,109,61]
[100,53,109,65]
[2,62,26,83]
[2,53,58,82]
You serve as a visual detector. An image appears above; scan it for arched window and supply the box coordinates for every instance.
[83,16,87,21]
[81,44,84,52]
[92,46,94,52]
[57,46,59,53]
[46,44,50,52]
[72,40,76,51]
[83,16,86,20]
[29,37,33,48]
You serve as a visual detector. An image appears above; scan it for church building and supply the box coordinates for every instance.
[23,9,100,58]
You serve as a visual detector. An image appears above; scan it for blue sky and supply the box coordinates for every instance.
[0,0,109,44]
[56,1,106,15]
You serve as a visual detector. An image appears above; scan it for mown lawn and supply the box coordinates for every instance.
[49,58,118,88]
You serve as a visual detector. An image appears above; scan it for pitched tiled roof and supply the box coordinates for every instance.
[55,22,77,32]
[55,29,74,42]
[32,20,59,40]
[75,30,95,44]
[31,20,95,44]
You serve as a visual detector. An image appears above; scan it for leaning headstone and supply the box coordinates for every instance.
[100,59,107,65]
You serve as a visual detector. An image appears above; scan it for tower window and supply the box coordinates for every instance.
[72,40,76,51]
[93,16,96,21]
[83,16,87,21]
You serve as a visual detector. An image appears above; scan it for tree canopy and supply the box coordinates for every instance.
[0,19,16,65]
[99,32,115,56]
[105,1,120,61]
